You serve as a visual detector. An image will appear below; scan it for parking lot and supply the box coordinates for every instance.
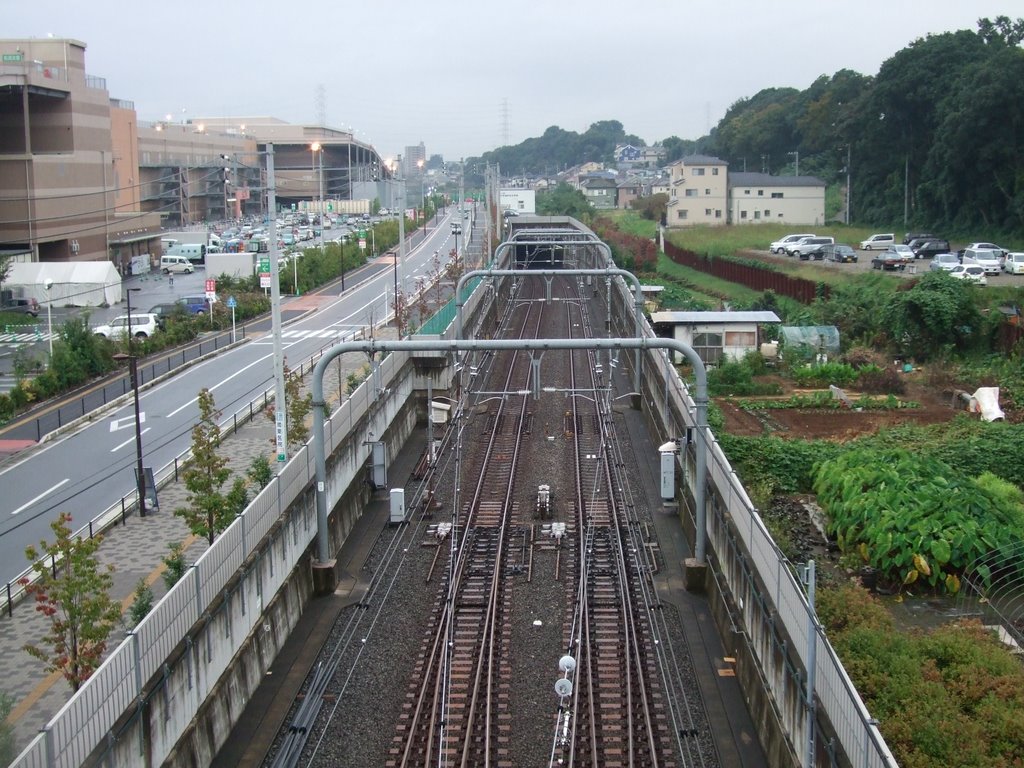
[0,267,214,389]
[762,247,1023,287]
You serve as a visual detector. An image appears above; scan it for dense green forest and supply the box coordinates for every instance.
[468,17,1024,233]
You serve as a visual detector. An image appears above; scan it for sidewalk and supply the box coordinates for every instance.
[0,334,388,756]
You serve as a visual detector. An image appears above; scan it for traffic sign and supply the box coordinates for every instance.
[205,278,217,301]
[226,296,237,309]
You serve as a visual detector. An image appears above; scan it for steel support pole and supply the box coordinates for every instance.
[310,337,708,566]
[266,144,288,467]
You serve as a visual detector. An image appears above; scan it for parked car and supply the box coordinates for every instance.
[0,297,40,317]
[148,303,187,328]
[93,313,160,339]
[947,264,987,285]
[859,233,895,250]
[903,232,937,245]
[887,244,915,262]
[769,233,816,254]
[871,252,906,271]
[966,241,1009,258]
[1003,252,1024,275]
[790,236,835,258]
[929,253,960,271]
[178,295,211,314]
[820,244,858,263]
[962,247,1002,275]
[912,239,951,260]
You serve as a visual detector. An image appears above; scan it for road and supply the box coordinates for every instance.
[0,208,472,585]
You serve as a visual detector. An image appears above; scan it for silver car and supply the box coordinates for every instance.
[929,253,960,271]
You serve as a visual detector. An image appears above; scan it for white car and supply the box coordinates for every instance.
[769,233,815,254]
[963,247,1002,275]
[94,313,160,339]
[929,253,960,271]
[966,241,1009,258]
[947,264,987,285]
[1003,252,1024,274]
[859,233,895,250]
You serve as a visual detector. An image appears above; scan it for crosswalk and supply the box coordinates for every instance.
[251,327,365,344]
[0,329,51,345]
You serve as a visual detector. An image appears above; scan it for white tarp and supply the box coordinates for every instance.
[969,387,1005,422]
[5,261,122,307]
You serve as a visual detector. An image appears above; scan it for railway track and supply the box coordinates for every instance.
[387,293,544,767]
[267,272,722,768]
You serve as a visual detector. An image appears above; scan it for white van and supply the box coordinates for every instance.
[859,233,895,251]
[160,254,194,274]
[171,243,207,264]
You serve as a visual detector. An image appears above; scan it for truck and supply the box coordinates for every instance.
[499,189,536,216]
[205,251,257,279]
[161,230,223,253]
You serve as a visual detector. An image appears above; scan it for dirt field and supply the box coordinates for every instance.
[715,372,1010,439]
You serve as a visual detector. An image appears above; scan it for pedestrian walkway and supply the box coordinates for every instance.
[0,332,389,757]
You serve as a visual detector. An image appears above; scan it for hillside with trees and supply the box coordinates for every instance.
[468,16,1024,234]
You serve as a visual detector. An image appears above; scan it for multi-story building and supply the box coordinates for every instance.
[0,38,162,269]
[727,172,826,226]
[0,36,395,272]
[666,155,728,227]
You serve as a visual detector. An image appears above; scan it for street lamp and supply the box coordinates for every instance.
[310,142,322,230]
[44,278,53,357]
[417,159,425,236]
[113,286,147,517]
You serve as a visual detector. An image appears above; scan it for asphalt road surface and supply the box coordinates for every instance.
[0,209,473,585]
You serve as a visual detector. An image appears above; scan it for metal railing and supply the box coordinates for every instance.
[10,343,400,768]
[0,326,364,618]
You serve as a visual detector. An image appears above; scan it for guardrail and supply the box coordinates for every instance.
[0,325,368,619]
[2,326,246,444]
[9,337,401,768]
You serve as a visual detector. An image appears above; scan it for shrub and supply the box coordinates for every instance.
[856,365,906,395]
[707,358,783,396]
[789,362,858,388]
[812,448,1024,592]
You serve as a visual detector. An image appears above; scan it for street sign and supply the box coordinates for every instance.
[260,272,271,289]
[275,411,287,463]
[358,229,367,250]
[205,278,217,301]
[226,296,237,308]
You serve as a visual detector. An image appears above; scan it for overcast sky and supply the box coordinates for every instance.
[5,0,1008,160]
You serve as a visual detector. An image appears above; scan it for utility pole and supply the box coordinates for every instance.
[845,145,852,225]
[396,155,406,335]
[266,144,288,467]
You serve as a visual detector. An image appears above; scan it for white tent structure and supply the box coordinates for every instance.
[5,262,122,308]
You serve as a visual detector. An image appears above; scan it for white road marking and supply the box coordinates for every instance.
[111,427,151,453]
[109,413,146,432]
[11,478,71,516]
[166,351,275,418]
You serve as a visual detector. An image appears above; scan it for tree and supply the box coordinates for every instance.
[162,541,187,590]
[175,388,238,544]
[0,692,14,765]
[282,363,313,449]
[879,271,984,360]
[537,183,593,219]
[19,513,121,691]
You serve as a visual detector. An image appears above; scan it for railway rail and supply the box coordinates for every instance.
[265,273,722,768]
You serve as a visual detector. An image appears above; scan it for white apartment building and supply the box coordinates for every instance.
[728,172,826,226]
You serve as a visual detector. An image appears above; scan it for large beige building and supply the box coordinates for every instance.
[666,155,728,226]
[728,172,826,226]
[0,38,393,273]
[0,38,162,269]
